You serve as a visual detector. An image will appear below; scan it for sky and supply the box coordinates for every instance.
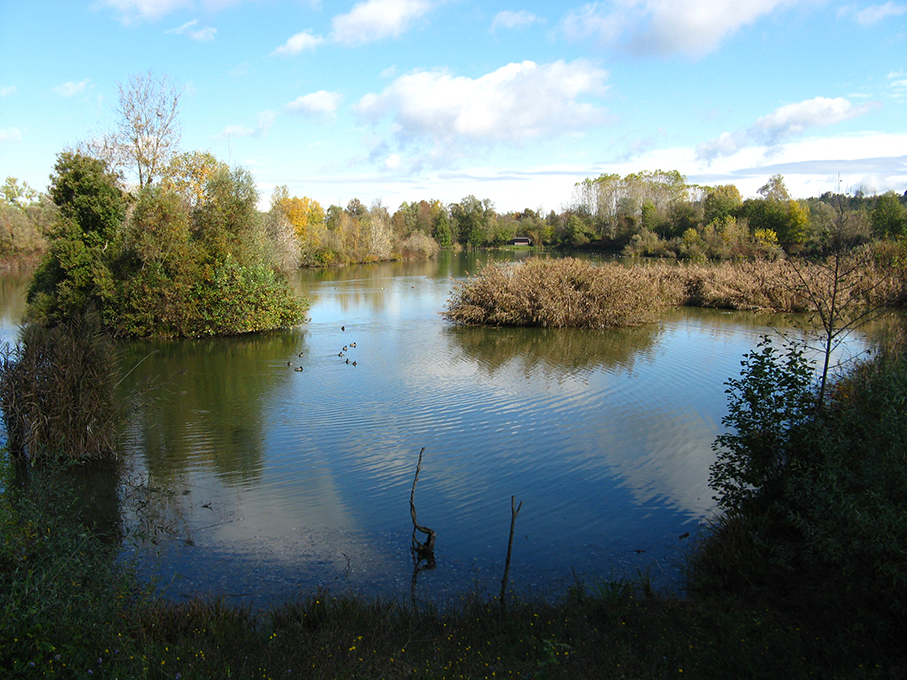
[1,0,906,214]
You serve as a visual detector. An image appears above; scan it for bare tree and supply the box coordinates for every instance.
[114,71,182,188]
[784,203,886,407]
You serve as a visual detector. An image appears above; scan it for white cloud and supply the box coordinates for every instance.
[491,10,540,31]
[562,0,806,58]
[697,97,881,162]
[356,60,610,164]
[0,86,16,97]
[167,19,217,41]
[286,91,343,120]
[216,110,277,139]
[0,127,23,144]
[53,79,91,97]
[271,30,325,56]
[752,97,879,144]
[331,0,434,46]
[846,2,907,26]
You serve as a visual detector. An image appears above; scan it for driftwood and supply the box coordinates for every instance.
[410,447,436,561]
[499,495,523,606]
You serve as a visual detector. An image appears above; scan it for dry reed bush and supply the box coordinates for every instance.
[444,257,664,328]
[0,311,123,462]
[445,256,898,329]
[672,261,809,312]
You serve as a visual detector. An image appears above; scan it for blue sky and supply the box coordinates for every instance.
[1,0,905,213]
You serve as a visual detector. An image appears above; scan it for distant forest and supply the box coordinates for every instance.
[3,165,907,267]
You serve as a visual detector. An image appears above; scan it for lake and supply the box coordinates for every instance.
[0,252,871,607]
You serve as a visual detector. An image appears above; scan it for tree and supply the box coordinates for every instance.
[870,191,907,239]
[161,150,227,208]
[742,175,809,247]
[702,184,742,225]
[27,152,126,323]
[270,188,325,242]
[1,177,39,209]
[114,71,182,188]
[47,152,126,241]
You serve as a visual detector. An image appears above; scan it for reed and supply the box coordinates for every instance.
[0,310,123,462]
[444,257,664,328]
[444,256,899,328]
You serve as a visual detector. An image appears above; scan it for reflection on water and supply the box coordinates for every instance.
[0,255,879,607]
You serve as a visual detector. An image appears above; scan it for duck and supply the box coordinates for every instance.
[294,366,304,372]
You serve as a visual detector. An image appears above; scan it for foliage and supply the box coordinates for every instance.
[0,310,123,463]
[870,191,907,238]
[783,332,907,613]
[26,153,124,324]
[0,179,54,258]
[28,151,308,338]
[709,336,815,513]
[694,328,907,633]
[47,152,126,241]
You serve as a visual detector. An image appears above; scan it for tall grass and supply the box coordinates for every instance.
[0,310,123,463]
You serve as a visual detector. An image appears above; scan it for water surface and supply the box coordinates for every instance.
[0,254,871,606]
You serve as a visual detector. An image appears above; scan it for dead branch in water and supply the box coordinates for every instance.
[499,495,523,607]
[410,447,436,561]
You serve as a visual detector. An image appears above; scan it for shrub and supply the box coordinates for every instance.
[709,336,815,514]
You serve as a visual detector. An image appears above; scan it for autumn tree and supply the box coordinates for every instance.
[161,151,228,208]
[270,186,325,242]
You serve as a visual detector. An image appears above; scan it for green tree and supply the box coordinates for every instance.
[870,191,907,238]
[27,153,125,323]
[433,208,453,247]
[702,184,742,225]
[742,176,809,247]
[47,152,126,241]
[709,337,814,513]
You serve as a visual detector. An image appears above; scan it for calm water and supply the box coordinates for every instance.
[0,254,871,607]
